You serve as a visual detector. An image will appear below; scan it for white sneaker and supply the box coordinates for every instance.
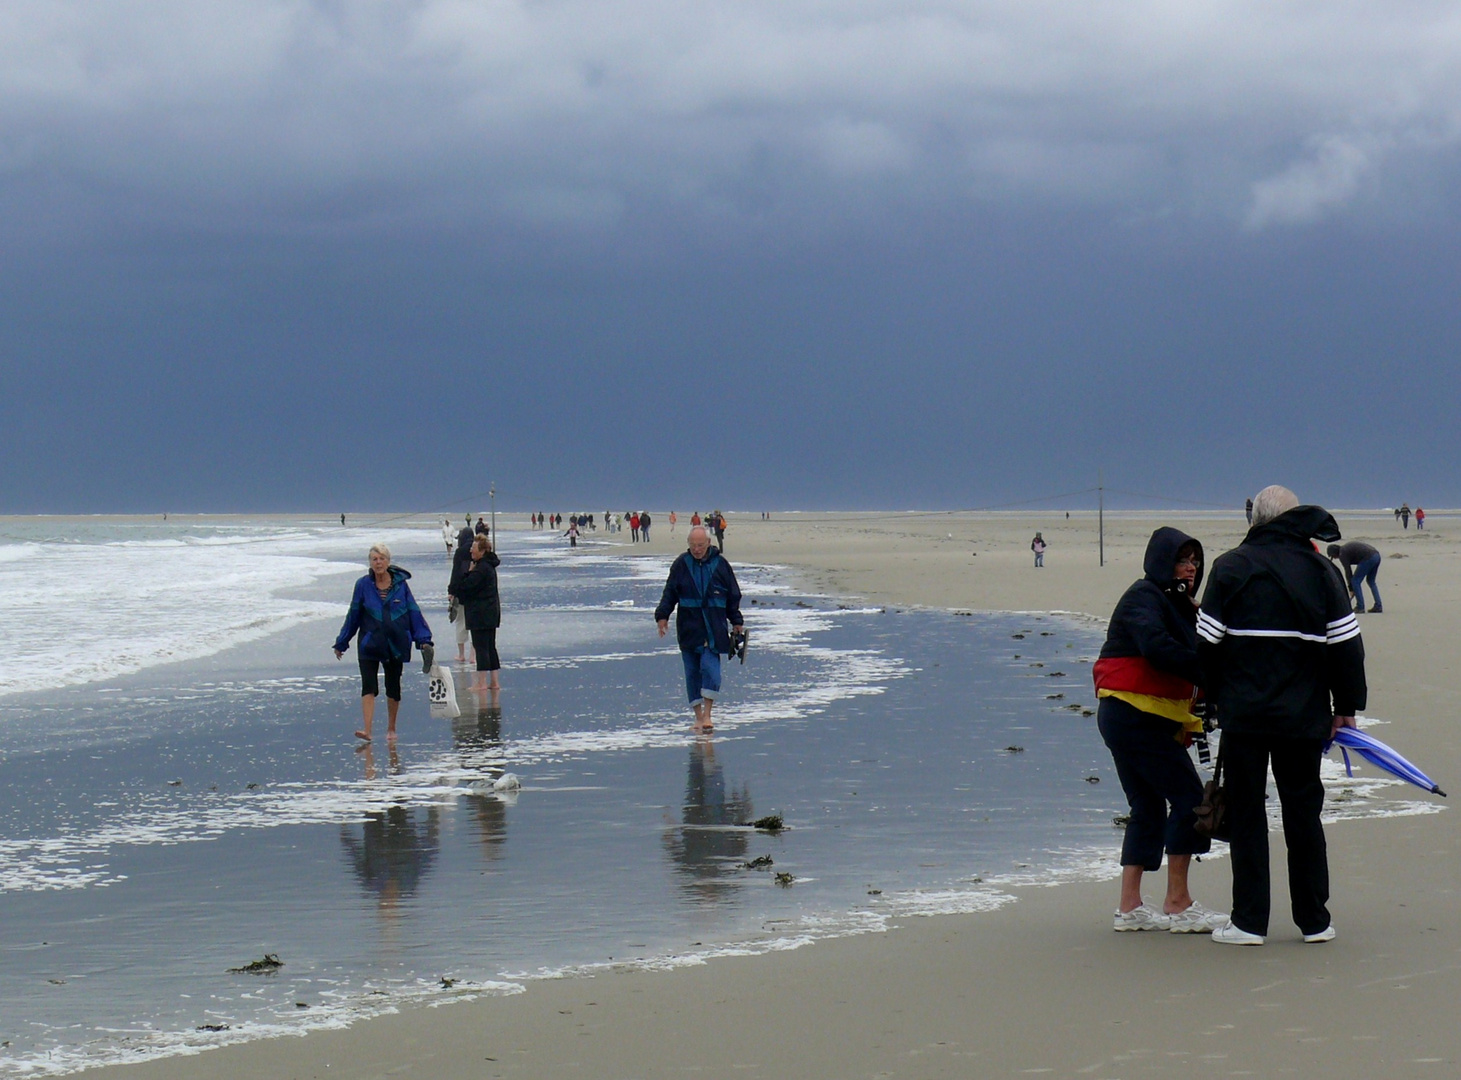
[1303,924,1337,943]
[1212,920,1265,946]
[1113,904,1171,932]
[1167,902,1228,934]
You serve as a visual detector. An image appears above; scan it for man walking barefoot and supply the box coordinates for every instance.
[655,526,744,732]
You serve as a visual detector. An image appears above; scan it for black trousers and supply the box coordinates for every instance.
[471,627,501,672]
[1097,697,1209,870]
[1223,730,1330,936]
[359,658,403,701]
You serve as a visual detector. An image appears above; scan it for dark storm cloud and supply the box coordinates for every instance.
[3,2,1461,513]
[5,0,1461,238]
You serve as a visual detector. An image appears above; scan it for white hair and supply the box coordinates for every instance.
[687,524,710,541]
[368,542,392,563]
[1250,485,1299,527]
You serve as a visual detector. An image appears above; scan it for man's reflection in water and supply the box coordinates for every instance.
[340,803,441,919]
[663,736,753,903]
[452,685,507,864]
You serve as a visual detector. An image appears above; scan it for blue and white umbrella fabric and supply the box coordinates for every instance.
[1326,726,1447,797]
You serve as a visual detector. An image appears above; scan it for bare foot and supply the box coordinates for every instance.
[354,731,371,742]
[386,730,398,742]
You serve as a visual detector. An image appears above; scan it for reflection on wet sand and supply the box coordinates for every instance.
[339,803,442,918]
[663,737,753,903]
[451,684,507,863]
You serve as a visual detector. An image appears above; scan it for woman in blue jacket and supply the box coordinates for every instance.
[334,543,433,743]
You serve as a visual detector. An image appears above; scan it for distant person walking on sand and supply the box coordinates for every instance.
[476,516,489,536]
[442,519,456,553]
[1244,498,1253,526]
[1198,486,1365,945]
[341,513,347,526]
[450,534,502,691]
[691,511,702,527]
[710,511,726,551]
[1327,541,1383,614]
[1031,532,1047,568]
[1416,507,1426,530]
[565,520,579,547]
[656,525,745,733]
[333,544,433,744]
[630,512,641,542]
[1400,503,1411,530]
[1095,528,1225,934]
[640,511,652,542]
[669,510,678,533]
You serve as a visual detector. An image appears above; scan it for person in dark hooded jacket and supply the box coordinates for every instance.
[334,543,433,743]
[450,533,503,691]
[655,525,744,732]
[1198,487,1365,946]
[1094,526,1227,934]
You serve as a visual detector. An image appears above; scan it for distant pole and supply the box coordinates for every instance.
[1098,470,1105,568]
[490,483,497,544]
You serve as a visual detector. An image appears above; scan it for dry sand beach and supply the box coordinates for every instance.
[107,510,1459,1079]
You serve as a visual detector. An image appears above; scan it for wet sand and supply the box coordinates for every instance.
[108,510,1461,1079]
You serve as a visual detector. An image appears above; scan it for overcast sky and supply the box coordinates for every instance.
[3,0,1459,513]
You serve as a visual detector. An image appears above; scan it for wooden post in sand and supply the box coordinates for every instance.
[490,483,497,545]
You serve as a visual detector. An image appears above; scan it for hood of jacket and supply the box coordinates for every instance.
[1142,526,1204,596]
[1246,505,1341,547]
[387,565,412,584]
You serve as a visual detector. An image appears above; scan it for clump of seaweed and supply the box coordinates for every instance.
[774,872,795,887]
[743,855,774,869]
[228,954,283,974]
[1005,746,1025,754]
[196,1024,230,1032]
[748,814,784,832]
[1113,814,1132,827]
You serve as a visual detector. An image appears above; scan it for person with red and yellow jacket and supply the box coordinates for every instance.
[1095,526,1227,935]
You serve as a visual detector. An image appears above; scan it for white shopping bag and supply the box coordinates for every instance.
[428,663,461,719]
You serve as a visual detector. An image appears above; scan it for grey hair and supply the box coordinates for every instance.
[368,542,392,563]
[1250,486,1299,527]
[687,524,710,542]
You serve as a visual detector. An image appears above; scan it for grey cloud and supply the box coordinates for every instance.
[4,0,1461,238]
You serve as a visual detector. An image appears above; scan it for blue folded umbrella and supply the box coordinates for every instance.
[1326,726,1447,797]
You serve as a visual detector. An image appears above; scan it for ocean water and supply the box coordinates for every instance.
[0,518,1438,1075]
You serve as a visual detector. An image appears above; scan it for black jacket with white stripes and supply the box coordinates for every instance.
[1196,505,1366,741]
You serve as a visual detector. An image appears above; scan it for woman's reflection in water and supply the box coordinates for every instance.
[339,803,442,920]
[663,735,753,903]
[453,685,507,864]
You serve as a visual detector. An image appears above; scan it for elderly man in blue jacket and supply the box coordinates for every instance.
[656,525,745,732]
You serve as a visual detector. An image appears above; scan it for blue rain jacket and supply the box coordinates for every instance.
[334,566,433,662]
[654,546,743,654]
